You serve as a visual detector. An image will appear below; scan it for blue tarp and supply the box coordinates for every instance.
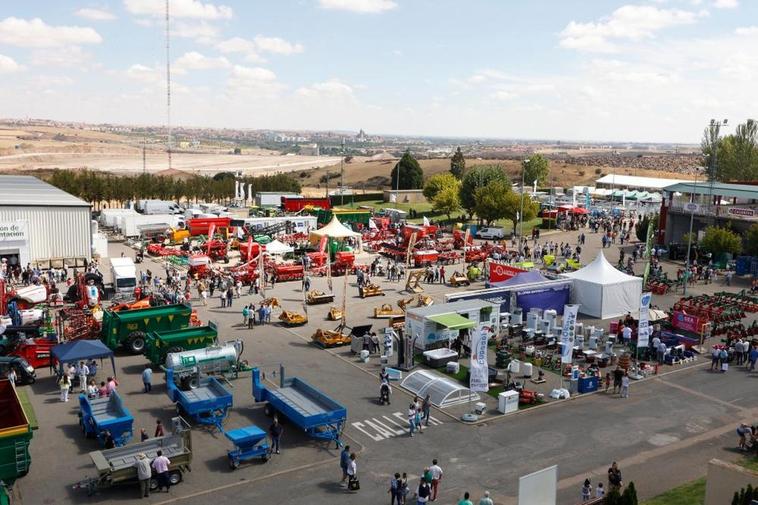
[52,339,116,376]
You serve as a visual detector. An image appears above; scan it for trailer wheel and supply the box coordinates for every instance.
[149,478,159,491]
[169,471,183,485]
[229,459,240,470]
[127,332,147,354]
[167,346,184,355]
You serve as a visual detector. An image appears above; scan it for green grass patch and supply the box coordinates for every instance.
[737,456,758,472]
[641,478,705,505]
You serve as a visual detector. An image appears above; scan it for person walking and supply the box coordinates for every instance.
[457,492,473,505]
[417,477,432,504]
[346,453,358,491]
[340,445,351,485]
[58,374,71,402]
[478,491,494,505]
[422,394,432,426]
[142,365,153,393]
[389,472,403,505]
[269,417,283,454]
[595,483,605,499]
[429,459,443,501]
[581,479,592,501]
[135,452,152,498]
[140,429,149,442]
[78,361,90,392]
[247,304,255,329]
[604,372,611,394]
[620,372,630,398]
[407,403,416,437]
[607,462,623,493]
[152,450,171,492]
[612,367,623,394]
[226,287,234,308]
[154,419,165,437]
[242,305,249,326]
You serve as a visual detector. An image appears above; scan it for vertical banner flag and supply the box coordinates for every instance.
[560,305,579,364]
[469,327,490,392]
[642,218,655,286]
[637,292,652,348]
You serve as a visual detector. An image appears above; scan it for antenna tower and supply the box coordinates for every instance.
[165,0,172,170]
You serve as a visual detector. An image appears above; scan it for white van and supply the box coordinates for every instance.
[476,227,506,240]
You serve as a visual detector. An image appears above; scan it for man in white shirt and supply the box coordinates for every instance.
[78,361,90,392]
[622,325,632,346]
[429,459,443,501]
[151,450,171,492]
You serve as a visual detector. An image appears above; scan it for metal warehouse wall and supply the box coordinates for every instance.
[0,206,91,264]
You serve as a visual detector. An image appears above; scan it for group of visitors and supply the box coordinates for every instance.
[407,394,432,437]
[59,360,112,402]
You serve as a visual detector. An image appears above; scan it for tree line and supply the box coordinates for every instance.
[46,169,301,208]
[702,118,758,181]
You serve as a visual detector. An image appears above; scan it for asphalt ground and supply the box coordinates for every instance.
[12,226,758,505]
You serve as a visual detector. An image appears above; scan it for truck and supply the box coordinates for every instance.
[0,379,34,490]
[109,258,137,297]
[78,391,134,447]
[101,303,193,354]
[143,323,218,366]
[75,417,192,496]
[165,341,243,384]
[138,199,182,215]
[252,366,346,447]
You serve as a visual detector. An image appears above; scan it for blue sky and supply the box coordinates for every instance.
[0,0,756,142]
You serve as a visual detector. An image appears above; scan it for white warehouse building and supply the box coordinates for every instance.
[0,175,92,269]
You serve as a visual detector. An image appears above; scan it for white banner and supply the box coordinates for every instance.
[637,292,652,348]
[469,327,490,392]
[0,221,27,243]
[560,305,579,364]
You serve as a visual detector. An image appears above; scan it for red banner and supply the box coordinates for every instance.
[671,310,703,333]
[489,262,526,284]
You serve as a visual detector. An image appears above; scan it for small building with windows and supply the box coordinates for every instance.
[659,181,758,246]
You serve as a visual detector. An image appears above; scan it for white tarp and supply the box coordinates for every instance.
[562,251,642,319]
[264,239,294,255]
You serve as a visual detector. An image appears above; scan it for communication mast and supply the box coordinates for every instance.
[165,0,173,170]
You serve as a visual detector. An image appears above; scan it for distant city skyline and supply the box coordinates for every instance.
[0,0,756,143]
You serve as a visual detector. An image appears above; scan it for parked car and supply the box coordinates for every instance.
[476,227,506,240]
[0,356,37,385]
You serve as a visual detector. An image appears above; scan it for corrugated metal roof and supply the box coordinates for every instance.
[595,174,690,190]
[663,181,758,199]
[406,299,499,318]
[0,175,90,207]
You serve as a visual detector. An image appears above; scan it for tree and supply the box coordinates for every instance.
[701,226,742,257]
[619,481,638,505]
[701,121,723,182]
[431,185,461,221]
[635,213,659,242]
[460,164,509,216]
[423,173,459,201]
[704,118,758,182]
[746,223,758,255]
[503,191,538,235]
[522,154,550,186]
[390,150,424,190]
[473,180,511,225]
[450,147,465,179]
[605,488,622,505]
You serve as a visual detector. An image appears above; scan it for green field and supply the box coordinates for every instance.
[642,478,705,505]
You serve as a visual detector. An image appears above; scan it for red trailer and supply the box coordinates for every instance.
[11,339,57,369]
[187,217,232,236]
[307,251,328,268]
[281,197,331,212]
[268,263,304,282]
[331,251,356,275]
[413,250,439,267]
[239,241,261,262]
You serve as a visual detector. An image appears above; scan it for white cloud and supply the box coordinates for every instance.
[216,37,264,63]
[0,54,20,73]
[124,0,232,20]
[253,35,304,55]
[560,5,706,52]
[491,90,516,101]
[318,0,397,14]
[174,51,230,73]
[0,17,102,48]
[735,26,758,35]
[75,8,116,21]
[713,0,738,8]
[126,63,162,84]
[226,65,281,97]
[296,79,355,99]
[30,46,93,67]
[172,21,219,43]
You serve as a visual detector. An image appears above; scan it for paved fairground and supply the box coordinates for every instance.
[10,223,758,505]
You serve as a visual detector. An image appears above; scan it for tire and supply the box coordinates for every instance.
[127,332,147,354]
[167,346,184,355]
[149,478,159,491]
[263,404,274,417]
[229,459,240,470]
[169,471,182,485]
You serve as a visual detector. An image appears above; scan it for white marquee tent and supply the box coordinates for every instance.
[264,239,294,255]
[562,251,642,319]
[308,215,362,251]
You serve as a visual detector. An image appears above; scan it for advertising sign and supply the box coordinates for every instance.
[727,207,755,218]
[560,305,579,364]
[671,310,702,333]
[637,292,652,348]
[488,262,527,284]
[469,327,490,392]
[0,221,27,243]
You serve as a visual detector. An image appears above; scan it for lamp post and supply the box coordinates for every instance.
[683,171,698,297]
[519,158,530,251]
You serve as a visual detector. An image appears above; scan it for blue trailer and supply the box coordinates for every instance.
[78,392,134,447]
[252,366,346,447]
[166,369,232,429]
[224,425,270,469]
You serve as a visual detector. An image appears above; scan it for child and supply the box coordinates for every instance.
[581,479,592,502]
[596,482,605,498]
[604,372,611,394]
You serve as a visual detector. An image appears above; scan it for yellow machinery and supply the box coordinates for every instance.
[328,306,344,321]
[360,283,385,298]
[448,271,470,287]
[373,303,404,319]
[311,326,351,347]
[306,290,335,305]
[279,310,307,326]
[405,270,424,293]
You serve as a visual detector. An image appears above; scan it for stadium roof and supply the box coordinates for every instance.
[0,175,90,207]
[663,181,758,200]
[595,174,690,190]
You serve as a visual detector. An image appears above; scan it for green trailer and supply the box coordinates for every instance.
[101,303,193,354]
[144,323,219,366]
[314,209,371,226]
[0,380,35,494]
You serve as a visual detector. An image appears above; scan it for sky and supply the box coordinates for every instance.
[0,0,757,143]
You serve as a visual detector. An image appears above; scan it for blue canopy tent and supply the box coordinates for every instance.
[51,339,116,377]
[491,270,548,288]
